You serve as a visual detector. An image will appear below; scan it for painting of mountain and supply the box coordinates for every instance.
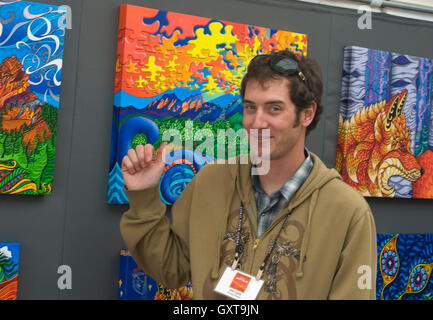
[0,242,20,300]
[108,4,308,204]
[0,1,67,195]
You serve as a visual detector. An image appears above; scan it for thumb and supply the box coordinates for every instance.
[156,142,168,165]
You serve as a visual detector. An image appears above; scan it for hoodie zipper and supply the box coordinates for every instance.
[248,235,260,275]
[248,209,291,273]
[253,238,260,250]
[244,207,292,277]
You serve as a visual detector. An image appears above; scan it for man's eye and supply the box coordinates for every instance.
[271,106,281,112]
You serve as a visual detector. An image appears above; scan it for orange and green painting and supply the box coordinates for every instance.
[108,4,307,204]
[0,1,67,195]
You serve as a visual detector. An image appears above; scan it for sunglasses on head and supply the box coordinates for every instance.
[250,53,312,92]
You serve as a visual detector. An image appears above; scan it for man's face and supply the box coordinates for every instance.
[242,77,313,161]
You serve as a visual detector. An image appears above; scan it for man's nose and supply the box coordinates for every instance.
[251,109,268,128]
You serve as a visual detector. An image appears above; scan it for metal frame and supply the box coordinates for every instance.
[359,0,433,15]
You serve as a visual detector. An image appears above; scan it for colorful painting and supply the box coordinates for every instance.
[336,46,433,198]
[377,234,433,300]
[0,1,67,195]
[107,4,308,204]
[118,249,193,300]
[0,242,20,300]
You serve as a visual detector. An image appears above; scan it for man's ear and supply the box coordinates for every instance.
[301,101,317,127]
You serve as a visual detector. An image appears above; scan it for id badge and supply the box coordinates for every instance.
[214,267,264,300]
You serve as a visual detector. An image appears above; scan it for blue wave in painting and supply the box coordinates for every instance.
[0,1,66,108]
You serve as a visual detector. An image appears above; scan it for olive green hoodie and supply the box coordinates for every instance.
[120,152,377,299]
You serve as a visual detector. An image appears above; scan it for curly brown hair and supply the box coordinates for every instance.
[240,50,323,135]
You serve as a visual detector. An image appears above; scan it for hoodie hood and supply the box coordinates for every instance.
[228,151,342,277]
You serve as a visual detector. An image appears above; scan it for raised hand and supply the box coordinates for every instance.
[121,142,167,191]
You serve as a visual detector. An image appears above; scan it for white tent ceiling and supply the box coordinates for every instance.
[296,0,433,22]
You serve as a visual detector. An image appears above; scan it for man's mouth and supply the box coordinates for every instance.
[250,134,273,140]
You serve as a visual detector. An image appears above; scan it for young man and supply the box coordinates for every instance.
[120,50,377,299]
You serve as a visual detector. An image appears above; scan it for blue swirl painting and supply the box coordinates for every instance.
[0,1,67,195]
[377,234,433,300]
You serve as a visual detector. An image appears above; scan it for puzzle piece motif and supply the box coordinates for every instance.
[114,5,307,98]
[108,4,308,205]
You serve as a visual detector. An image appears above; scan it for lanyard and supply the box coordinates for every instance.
[231,204,291,280]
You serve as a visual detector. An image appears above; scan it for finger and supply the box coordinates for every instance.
[143,144,155,163]
[135,144,146,167]
[127,148,142,172]
[157,142,168,165]
[121,155,135,175]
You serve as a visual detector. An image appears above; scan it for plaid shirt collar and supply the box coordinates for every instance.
[251,149,314,237]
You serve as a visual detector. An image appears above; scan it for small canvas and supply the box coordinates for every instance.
[118,249,193,300]
[377,234,433,300]
[0,1,67,195]
[336,46,433,198]
[0,242,20,300]
[107,4,308,204]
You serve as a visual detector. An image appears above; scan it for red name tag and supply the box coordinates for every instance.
[215,267,264,300]
[230,272,252,293]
